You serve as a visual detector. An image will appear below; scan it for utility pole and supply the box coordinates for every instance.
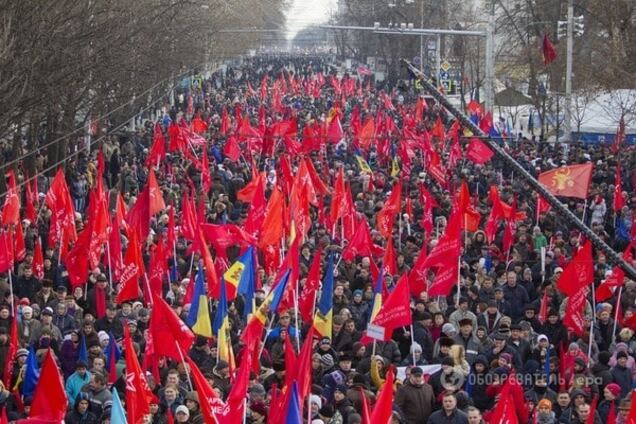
[563,0,574,141]
[420,0,424,72]
[484,0,495,114]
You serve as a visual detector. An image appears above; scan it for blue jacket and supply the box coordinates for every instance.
[65,370,92,405]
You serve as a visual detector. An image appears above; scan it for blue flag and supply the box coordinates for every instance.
[78,335,88,363]
[111,388,128,423]
[285,382,302,424]
[22,347,40,397]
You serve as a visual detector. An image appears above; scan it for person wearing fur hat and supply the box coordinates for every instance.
[184,391,203,424]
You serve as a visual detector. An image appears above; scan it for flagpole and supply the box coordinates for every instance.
[106,240,113,291]
[540,247,546,285]
[587,287,595,367]
[612,287,623,346]
[409,324,416,366]
[456,256,461,307]
[7,270,13,316]
[143,273,154,306]
[581,198,588,226]
[293,279,301,353]
[398,214,403,251]
[175,342,194,391]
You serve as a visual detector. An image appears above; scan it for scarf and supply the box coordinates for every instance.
[95,287,106,318]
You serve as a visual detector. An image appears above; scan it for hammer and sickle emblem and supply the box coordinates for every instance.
[551,168,575,190]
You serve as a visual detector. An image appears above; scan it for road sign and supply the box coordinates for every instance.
[427,40,436,50]
[367,323,385,340]
[413,56,421,66]
[439,71,449,81]
[440,60,451,72]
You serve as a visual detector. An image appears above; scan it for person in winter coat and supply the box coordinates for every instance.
[452,319,483,366]
[184,391,204,424]
[469,355,492,411]
[65,361,92,406]
[64,392,99,424]
[426,392,468,424]
[395,366,436,424]
[333,385,356,424]
[611,351,633,399]
[540,309,568,352]
[53,302,77,336]
[597,383,622,421]
[591,351,614,394]
[609,342,636,379]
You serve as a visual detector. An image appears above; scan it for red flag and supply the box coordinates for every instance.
[147,169,166,215]
[258,186,285,248]
[327,115,344,143]
[124,325,155,424]
[613,117,626,154]
[150,294,195,361]
[595,267,625,302]
[2,170,20,226]
[627,390,636,423]
[382,237,398,276]
[431,116,445,140]
[556,240,594,296]
[116,231,144,304]
[146,123,166,167]
[488,381,520,424]
[376,183,402,238]
[284,333,297,389]
[563,286,589,337]
[108,214,124,282]
[341,219,384,261]
[27,350,68,422]
[223,349,252,423]
[3,313,17,388]
[186,357,226,423]
[371,274,412,340]
[466,138,494,164]
[542,34,557,65]
[32,238,44,280]
[587,396,598,424]
[86,190,109,269]
[370,368,395,424]
[607,400,617,424]
[409,244,429,297]
[536,195,551,220]
[220,107,231,135]
[296,327,316,400]
[538,163,593,199]
[614,164,625,212]
[45,169,77,251]
[237,172,263,203]
[538,289,549,324]
[360,387,372,424]
[24,177,37,224]
[223,136,241,162]
[428,261,460,297]
[13,224,25,262]
[299,251,322,323]
[64,228,91,288]
[126,189,151,241]
[421,212,461,270]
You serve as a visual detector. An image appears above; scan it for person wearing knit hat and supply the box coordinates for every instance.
[320,354,335,369]
[536,398,554,424]
[174,405,190,423]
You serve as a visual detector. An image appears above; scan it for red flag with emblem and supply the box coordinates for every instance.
[371,274,412,339]
[124,325,155,424]
[538,163,593,199]
[466,138,494,164]
[382,237,397,276]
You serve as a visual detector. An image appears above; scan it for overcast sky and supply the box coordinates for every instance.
[285,0,337,39]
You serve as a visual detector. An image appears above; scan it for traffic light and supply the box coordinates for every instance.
[557,21,568,40]
[573,15,584,36]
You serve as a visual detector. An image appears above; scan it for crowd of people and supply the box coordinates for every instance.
[0,53,636,424]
